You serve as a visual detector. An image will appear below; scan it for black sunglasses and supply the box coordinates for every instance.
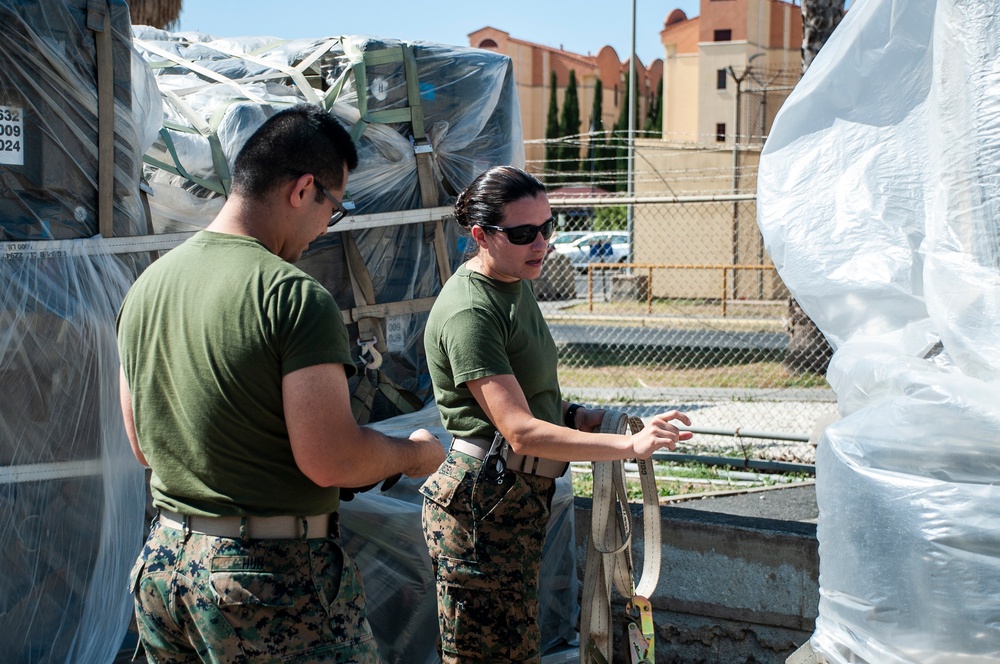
[313,180,354,227]
[477,217,555,245]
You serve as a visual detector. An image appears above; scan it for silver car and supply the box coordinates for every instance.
[553,231,630,271]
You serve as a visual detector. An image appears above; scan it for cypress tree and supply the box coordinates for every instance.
[586,79,605,186]
[609,67,645,191]
[644,78,663,136]
[545,71,561,184]
[559,70,581,179]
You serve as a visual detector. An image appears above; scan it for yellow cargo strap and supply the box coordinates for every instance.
[582,410,662,664]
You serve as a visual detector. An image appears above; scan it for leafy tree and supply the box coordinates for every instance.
[608,68,640,192]
[592,205,627,231]
[129,0,183,29]
[545,71,561,184]
[586,79,606,186]
[784,0,846,374]
[644,78,663,136]
[559,70,581,178]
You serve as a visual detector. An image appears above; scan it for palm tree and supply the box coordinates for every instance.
[129,0,183,30]
[802,0,845,70]
[785,0,845,374]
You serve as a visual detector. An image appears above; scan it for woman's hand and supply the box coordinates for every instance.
[629,410,693,459]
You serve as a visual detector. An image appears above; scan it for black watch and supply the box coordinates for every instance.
[564,403,583,429]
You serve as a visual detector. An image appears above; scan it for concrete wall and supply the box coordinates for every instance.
[575,498,818,664]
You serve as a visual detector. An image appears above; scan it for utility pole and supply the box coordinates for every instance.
[626,0,636,263]
[726,53,760,299]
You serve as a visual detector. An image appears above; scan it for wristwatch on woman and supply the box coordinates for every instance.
[564,403,583,429]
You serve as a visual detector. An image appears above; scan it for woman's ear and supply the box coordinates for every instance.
[470,225,490,250]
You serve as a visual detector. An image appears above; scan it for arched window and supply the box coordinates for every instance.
[478,39,499,49]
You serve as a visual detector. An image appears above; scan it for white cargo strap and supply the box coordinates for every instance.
[581,410,661,664]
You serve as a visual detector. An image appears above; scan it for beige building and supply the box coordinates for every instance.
[469,4,801,302]
[626,0,801,300]
[660,0,803,144]
[468,27,663,172]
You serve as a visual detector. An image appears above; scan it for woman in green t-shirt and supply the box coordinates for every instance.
[421,166,692,663]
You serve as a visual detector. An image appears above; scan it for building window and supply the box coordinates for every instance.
[714,29,732,42]
[716,123,726,142]
[716,69,727,90]
[477,39,498,49]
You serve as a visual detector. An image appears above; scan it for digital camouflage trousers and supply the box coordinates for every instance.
[129,519,380,663]
[421,450,556,664]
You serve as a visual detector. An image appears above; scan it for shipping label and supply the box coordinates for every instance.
[0,105,24,166]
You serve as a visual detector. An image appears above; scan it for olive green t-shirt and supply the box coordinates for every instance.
[116,231,356,517]
[424,264,561,439]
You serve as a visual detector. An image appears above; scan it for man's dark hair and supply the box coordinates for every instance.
[453,165,547,230]
[231,104,359,201]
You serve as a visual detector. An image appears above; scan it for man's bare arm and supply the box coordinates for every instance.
[119,367,149,467]
[283,362,445,488]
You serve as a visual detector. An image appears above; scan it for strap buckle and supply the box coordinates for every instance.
[625,596,655,663]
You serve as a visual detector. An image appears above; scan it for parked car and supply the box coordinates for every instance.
[535,244,578,300]
[549,230,592,248]
[553,231,630,271]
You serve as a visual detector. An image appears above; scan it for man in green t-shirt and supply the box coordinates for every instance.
[117,104,445,663]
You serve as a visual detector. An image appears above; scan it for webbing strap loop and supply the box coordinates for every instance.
[582,411,661,664]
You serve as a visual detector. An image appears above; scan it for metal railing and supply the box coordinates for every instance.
[587,263,778,316]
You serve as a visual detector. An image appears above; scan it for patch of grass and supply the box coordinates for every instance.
[572,472,709,500]
[558,360,827,389]
[570,462,792,500]
[562,298,787,321]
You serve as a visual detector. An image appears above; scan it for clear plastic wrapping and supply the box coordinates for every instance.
[130,27,576,661]
[341,406,579,663]
[132,27,523,413]
[0,1,158,659]
[757,0,1000,661]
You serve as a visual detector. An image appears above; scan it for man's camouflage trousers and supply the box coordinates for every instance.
[129,518,380,663]
[421,449,556,663]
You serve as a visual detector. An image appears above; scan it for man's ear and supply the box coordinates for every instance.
[287,174,312,209]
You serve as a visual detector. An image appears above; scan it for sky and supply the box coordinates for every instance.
[176,0,704,66]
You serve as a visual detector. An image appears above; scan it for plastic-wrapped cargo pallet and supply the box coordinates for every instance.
[0,1,162,662]
[758,1,1000,662]
[131,29,578,662]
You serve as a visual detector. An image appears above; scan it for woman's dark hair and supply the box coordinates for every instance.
[454,166,546,230]
[231,104,359,202]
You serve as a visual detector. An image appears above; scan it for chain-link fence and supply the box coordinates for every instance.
[537,195,836,465]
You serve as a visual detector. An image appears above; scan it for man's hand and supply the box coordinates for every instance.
[576,406,606,433]
[629,410,693,459]
[405,428,446,478]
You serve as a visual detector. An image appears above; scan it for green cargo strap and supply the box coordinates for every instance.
[341,232,385,354]
[144,129,228,195]
[350,370,423,426]
[87,0,114,238]
[350,373,378,425]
